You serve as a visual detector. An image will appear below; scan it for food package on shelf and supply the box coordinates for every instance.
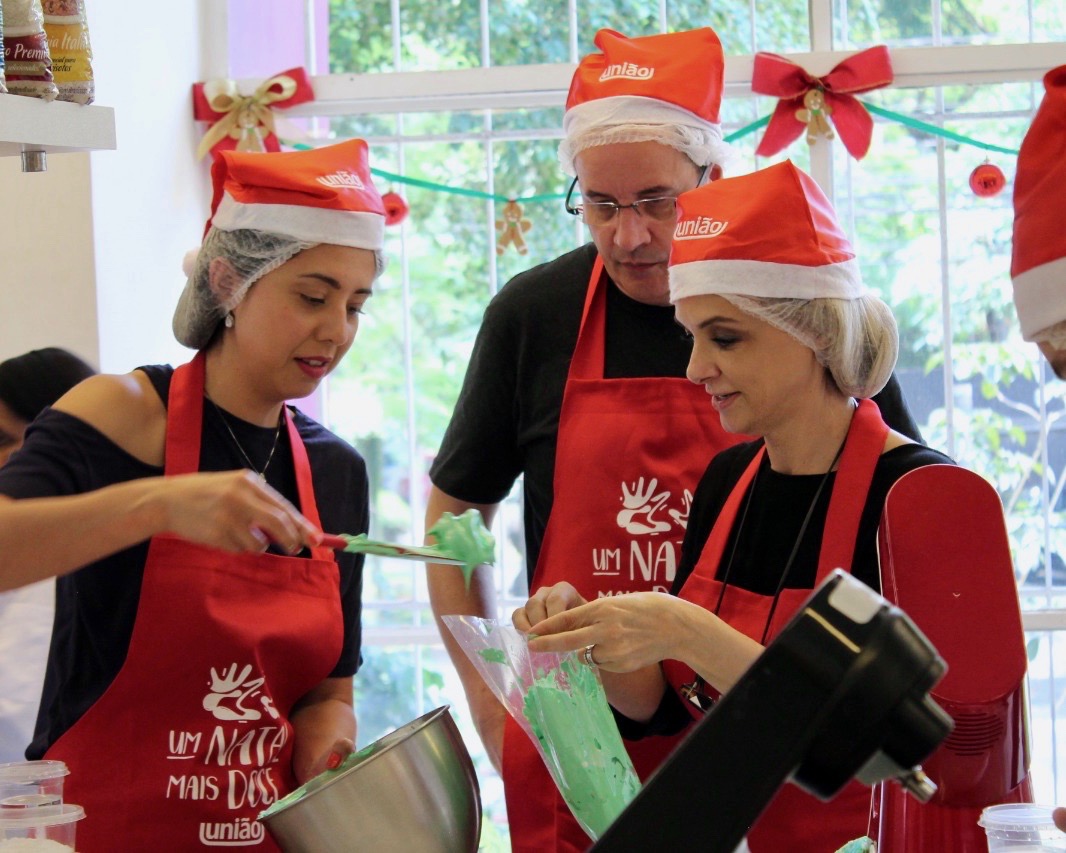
[42,0,92,103]
[0,2,9,93]
[1,0,58,100]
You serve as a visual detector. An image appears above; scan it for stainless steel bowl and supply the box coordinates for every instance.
[260,706,481,853]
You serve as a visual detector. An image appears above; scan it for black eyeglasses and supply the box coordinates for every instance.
[564,175,678,225]
[563,166,710,225]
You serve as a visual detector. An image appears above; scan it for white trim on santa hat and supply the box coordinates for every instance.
[211,192,386,251]
[669,257,867,303]
[1012,256,1066,341]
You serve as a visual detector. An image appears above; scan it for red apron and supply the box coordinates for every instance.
[662,398,888,852]
[503,258,740,852]
[46,352,343,852]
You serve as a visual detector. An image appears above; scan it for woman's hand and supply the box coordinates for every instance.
[512,581,587,633]
[517,590,677,723]
[305,736,356,779]
[290,677,356,785]
[527,592,765,699]
[149,470,322,554]
[523,591,679,673]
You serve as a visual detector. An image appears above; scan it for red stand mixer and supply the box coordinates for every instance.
[876,463,1033,850]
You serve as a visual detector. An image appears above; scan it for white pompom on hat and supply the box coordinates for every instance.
[1011,64,1066,342]
[174,139,386,349]
[558,28,731,175]
[668,160,866,303]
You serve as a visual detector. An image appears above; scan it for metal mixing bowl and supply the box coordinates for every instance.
[260,706,481,853]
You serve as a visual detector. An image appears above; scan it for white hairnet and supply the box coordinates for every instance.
[558,123,733,176]
[720,293,899,399]
[173,228,315,350]
[174,228,388,349]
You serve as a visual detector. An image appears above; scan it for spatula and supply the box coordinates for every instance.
[321,509,495,588]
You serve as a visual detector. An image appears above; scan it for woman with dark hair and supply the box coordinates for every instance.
[0,138,385,851]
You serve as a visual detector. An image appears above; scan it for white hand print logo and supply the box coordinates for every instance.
[668,489,693,531]
[202,663,279,722]
[616,477,673,535]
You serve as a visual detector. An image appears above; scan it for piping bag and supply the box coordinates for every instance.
[442,615,640,842]
[320,509,495,588]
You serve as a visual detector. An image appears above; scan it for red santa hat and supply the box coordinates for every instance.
[174,139,386,349]
[1012,64,1066,341]
[669,160,866,302]
[558,28,730,175]
[203,138,385,248]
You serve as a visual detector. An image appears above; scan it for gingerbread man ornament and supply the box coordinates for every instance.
[796,89,835,145]
[496,200,532,255]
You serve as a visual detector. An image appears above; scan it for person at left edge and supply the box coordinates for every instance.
[0,347,96,765]
[0,139,384,852]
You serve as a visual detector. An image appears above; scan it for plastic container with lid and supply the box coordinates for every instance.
[0,803,84,851]
[0,763,68,804]
[979,803,1066,851]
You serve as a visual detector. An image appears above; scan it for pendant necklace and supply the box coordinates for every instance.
[205,393,284,482]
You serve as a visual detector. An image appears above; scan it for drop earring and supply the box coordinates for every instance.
[224,313,234,328]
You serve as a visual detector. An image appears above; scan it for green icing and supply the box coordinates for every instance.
[520,655,640,840]
[333,510,494,590]
[479,647,508,664]
[426,509,496,588]
[835,839,875,853]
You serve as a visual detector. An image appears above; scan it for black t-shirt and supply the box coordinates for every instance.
[626,440,954,739]
[429,243,924,586]
[0,364,368,759]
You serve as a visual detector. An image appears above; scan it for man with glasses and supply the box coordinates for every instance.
[426,27,920,853]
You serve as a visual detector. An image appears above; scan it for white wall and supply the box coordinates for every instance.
[88,0,226,373]
[0,154,99,365]
[0,0,227,372]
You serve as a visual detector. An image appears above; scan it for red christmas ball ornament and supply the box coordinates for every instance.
[969,161,1006,198]
[382,191,409,226]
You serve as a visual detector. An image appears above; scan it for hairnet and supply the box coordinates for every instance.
[719,293,899,399]
[559,123,733,176]
[173,228,315,349]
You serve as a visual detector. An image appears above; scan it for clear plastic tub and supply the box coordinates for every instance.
[0,803,84,850]
[0,764,68,804]
[979,803,1066,851]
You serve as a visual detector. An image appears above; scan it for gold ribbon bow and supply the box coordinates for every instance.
[195,73,299,161]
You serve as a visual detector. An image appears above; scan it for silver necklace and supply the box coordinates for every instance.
[205,394,284,481]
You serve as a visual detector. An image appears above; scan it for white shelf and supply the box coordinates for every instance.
[0,94,116,158]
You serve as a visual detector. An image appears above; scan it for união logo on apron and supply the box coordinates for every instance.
[165,662,285,846]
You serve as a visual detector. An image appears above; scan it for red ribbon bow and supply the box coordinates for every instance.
[752,46,894,160]
[192,67,315,160]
